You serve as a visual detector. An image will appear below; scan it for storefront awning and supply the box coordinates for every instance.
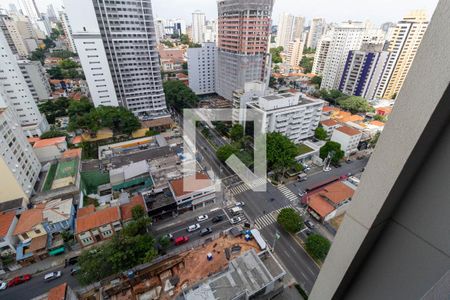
[49,246,65,256]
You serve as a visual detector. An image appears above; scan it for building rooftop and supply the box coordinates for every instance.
[62,148,82,159]
[308,194,336,218]
[42,198,73,224]
[33,136,66,149]
[29,234,48,252]
[321,119,339,127]
[76,206,121,234]
[370,120,385,127]
[169,172,213,197]
[47,282,67,300]
[0,211,16,238]
[120,194,146,222]
[319,181,355,204]
[335,126,362,136]
[77,205,96,218]
[13,208,44,235]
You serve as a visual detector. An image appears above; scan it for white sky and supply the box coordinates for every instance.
[1,0,439,26]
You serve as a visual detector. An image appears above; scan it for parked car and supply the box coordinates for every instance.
[8,274,31,287]
[305,220,315,229]
[174,236,189,246]
[235,201,245,207]
[0,281,7,290]
[230,217,242,224]
[200,227,213,236]
[165,233,174,241]
[187,223,201,232]
[298,173,308,181]
[67,256,78,265]
[70,266,81,276]
[211,215,224,223]
[44,271,62,282]
[196,215,209,222]
[230,206,243,215]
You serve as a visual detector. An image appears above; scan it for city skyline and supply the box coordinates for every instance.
[0,0,439,25]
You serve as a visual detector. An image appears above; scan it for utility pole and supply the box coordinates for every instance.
[272,230,280,252]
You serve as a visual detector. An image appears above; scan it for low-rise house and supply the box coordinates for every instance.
[330,126,363,156]
[75,205,122,247]
[34,282,78,300]
[120,194,147,224]
[307,181,356,222]
[0,211,19,256]
[169,172,216,210]
[320,119,340,136]
[42,199,75,254]
[33,137,68,162]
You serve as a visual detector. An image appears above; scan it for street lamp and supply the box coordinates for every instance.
[272,230,280,252]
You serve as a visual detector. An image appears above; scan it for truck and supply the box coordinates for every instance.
[297,173,308,181]
[230,206,243,215]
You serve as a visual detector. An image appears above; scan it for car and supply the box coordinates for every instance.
[196,215,209,222]
[211,215,224,223]
[70,266,81,276]
[0,281,7,290]
[67,256,79,265]
[174,236,190,246]
[165,233,174,241]
[298,190,307,197]
[305,220,315,229]
[200,227,212,236]
[187,223,201,232]
[8,274,31,287]
[235,201,245,207]
[44,271,62,282]
[230,217,242,224]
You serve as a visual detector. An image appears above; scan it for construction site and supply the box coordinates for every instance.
[77,230,285,300]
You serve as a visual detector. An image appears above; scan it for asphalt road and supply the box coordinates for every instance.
[1,265,80,300]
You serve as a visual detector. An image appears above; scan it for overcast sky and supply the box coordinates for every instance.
[1,0,439,26]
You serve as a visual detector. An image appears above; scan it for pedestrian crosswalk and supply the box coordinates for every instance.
[278,185,299,203]
[254,205,294,229]
[228,178,268,196]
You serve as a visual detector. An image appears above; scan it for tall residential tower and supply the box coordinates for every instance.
[216,0,274,100]
[276,13,305,50]
[306,18,326,49]
[64,0,167,119]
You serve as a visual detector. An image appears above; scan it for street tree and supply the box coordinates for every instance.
[230,124,244,142]
[311,76,322,86]
[163,80,198,111]
[40,130,68,139]
[277,208,304,233]
[305,234,331,261]
[267,132,299,177]
[315,126,328,141]
[216,144,238,162]
[270,46,283,63]
[338,96,373,114]
[320,141,344,164]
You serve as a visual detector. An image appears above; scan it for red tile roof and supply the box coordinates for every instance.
[28,137,41,144]
[33,136,66,149]
[0,211,16,238]
[71,136,82,144]
[370,120,385,127]
[321,119,339,127]
[13,208,43,235]
[29,234,47,252]
[76,206,120,234]
[48,283,67,300]
[322,106,339,113]
[308,194,335,218]
[120,195,146,222]
[335,126,361,136]
[319,181,355,205]
[170,172,213,197]
[77,205,95,218]
[62,148,82,159]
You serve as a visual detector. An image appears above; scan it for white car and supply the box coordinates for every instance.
[44,271,62,282]
[235,201,245,207]
[230,217,242,225]
[196,215,209,222]
[187,223,201,232]
[0,281,7,290]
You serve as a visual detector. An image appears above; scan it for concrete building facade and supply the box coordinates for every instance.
[306,18,326,49]
[187,42,217,95]
[320,22,366,90]
[286,38,304,68]
[276,13,304,50]
[192,10,206,44]
[59,11,77,53]
[64,0,167,119]
[0,14,29,57]
[18,60,52,102]
[312,34,331,75]
[330,126,362,156]
[216,0,274,100]
[376,11,428,99]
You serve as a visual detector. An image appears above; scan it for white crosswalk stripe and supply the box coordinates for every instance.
[229,178,269,196]
[278,185,298,203]
[254,205,294,229]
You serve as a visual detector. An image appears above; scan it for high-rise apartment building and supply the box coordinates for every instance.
[18,0,40,23]
[306,18,326,49]
[320,21,366,90]
[310,2,450,298]
[192,10,206,44]
[64,0,167,119]
[59,10,77,53]
[154,18,165,42]
[276,13,304,50]
[204,19,217,43]
[0,13,29,57]
[216,0,274,101]
[0,29,48,137]
[0,103,41,205]
[18,60,52,102]
[312,34,331,75]
[376,11,428,99]
[188,42,217,95]
[286,38,304,67]
[339,43,390,100]
[46,4,58,23]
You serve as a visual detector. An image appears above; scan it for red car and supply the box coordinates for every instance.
[8,274,31,287]
[174,236,189,246]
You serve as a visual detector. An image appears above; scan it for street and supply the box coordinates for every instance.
[1,265,80,300]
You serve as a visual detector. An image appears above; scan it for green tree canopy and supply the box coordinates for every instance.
[163,80,198,111]
[43,37,56,49]
[59,59,79,69]
[51,50,77,59]
[40,130,68,139]
[305,234,331,261]
[50,28,61,40]
[267,132,299,176]
[299,56,314,73]
[311,76,322,86]
[270,46,283,64]
[47,66,64,79]
[369,131,381,148]
[29,48,46,65]
[320,141,344,164]
[213,121,230,136]
[38,97,71,124]
[277,208,304,233]
[338,96,373,114]
[315,126,328,141]
[216,144,238,162]
[373,114,387,122]
[230,124,244,142]
[161,40,175,48]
